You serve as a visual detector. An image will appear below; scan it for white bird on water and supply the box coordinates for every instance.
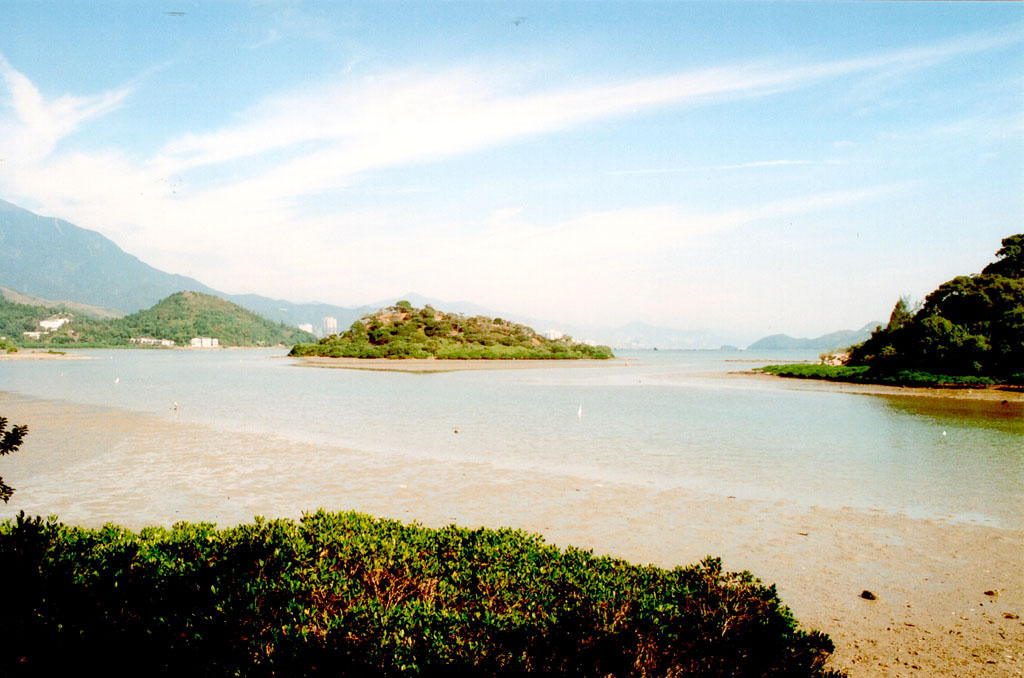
[578,404,583,419]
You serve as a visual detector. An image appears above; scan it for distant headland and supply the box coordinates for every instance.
[759,233,1023,390]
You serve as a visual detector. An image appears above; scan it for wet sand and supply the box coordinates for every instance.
[0,350,94,361]
[732,370,1024,403]
[294,356,629,372]
[0,393,1020,677]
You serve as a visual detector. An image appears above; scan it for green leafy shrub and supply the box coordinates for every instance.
[0,510,843,676]
[0,417,27,503]
[758,363,998,388]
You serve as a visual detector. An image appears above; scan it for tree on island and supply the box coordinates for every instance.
[849,233,1024,378]
[0,417,27,503]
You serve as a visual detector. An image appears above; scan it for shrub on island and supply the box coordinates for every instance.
[0,510,843,676]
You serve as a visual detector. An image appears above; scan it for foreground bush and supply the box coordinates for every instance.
[0,510,843,677]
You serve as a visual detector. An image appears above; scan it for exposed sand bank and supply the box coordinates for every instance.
[0,350,94,361]
[731,370,1024,403]
[0,393,1020,677]
[295,356,630,372]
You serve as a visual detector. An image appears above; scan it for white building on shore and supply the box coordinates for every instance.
[190,337,220,348]
[130,337,176,347]
[39,317,70,331]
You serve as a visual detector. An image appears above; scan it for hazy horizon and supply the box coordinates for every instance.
[2,2,1021,340]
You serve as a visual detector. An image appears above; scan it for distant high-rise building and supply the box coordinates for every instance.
[323,316,338,335]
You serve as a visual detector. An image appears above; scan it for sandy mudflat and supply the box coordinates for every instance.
[295,356,629,372]
[731,370,1024,403]
[0,394,1020,677]
[0,350,94,361]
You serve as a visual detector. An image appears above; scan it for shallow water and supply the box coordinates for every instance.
[1,348,1021,528]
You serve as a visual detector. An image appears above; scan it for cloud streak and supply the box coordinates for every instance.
[0,54,131,162]
[0,24,1017,332]
[608,160,815,176]
[3,27,1015,211]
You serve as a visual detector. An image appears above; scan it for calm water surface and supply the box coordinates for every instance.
[1,349,1021,528]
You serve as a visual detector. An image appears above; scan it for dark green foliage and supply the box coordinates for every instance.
[0,510,842,676]
[108,291,317,347]
[0,294,62,340]
[848,234,1023,379]
[0,416,28,503]
[758,363,999,388]
[0,291,316,348]
[981,233,1023,278]
[291,303,615,361]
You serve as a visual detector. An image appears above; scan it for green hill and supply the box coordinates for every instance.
[0,286,122,320]
[848,233,1022,378]
[0,294,74,343]
[747,323,879,351]
[0,198,367,327]
[3,291,316,348]
[761,234,1023,387]
[290,301,614,359]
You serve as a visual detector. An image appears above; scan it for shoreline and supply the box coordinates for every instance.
[732,369,1024,403]
[0,350,95,361]
[293,356,629,372]
[0,392,1019,677]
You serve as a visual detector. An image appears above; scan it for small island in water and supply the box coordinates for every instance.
[760,233,1023,389]
[289,301,614,360]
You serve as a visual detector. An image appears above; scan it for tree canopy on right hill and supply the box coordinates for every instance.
[849,234,1023,378]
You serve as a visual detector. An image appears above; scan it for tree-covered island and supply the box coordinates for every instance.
[760,234,1023,388]
[289,301,614,360]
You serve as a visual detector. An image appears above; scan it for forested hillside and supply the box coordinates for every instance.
[0,295,64,340]
[0,198,363,326]
[1,291,315,348]
[848,234,1023,378]
[291,301,613,359]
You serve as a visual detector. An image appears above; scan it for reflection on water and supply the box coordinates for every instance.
[880,392,1024,431]
[1,349,1021,529]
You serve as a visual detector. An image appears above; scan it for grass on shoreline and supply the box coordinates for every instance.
[0,509,844,677]
[757,363,1023,389]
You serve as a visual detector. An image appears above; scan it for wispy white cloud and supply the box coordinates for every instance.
[609,160,814,176]
[0,26,1016,325]
[0,53,131,162]
[137,27,1020,214]
[258,184,900,322]
[251,29,280,50]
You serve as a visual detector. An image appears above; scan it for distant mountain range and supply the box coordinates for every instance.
[0,197,877,349]
[746,323,880,351]
[0,198,370,330]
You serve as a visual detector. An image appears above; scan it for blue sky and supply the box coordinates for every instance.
[1,1,1021,343]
